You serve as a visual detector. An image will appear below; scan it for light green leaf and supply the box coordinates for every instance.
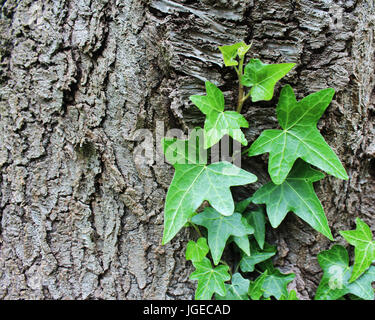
[280,290,299,300]
[216,273,250,300]
[186,237,209,263]
[232,233,251,256]
[190,257,231,300]
[244,208,266,249]
[162,161,257,244]
[315,245,375,300]
[192,207,254,265]
[241,59,295,102]
[252,159,333,240]
[340,218,375,282]
[248,84,348,184]
[218,42,250,66]
[240,241,276,273]
[249,270,268,300]
[190,81,249,149]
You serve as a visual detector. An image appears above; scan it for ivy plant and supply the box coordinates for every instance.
[160,41,374,300]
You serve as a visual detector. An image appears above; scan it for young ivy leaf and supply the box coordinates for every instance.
[240,241,276,273]
[218,41,250,66]
[216,273,250,300]
[186,237,209,263]
[241,59,295,102]
[190,257,231,300]
[248,84,348,185]
[248,270,268,300]
[252,159,333,240]
[244,208,266,249]
[191,207,254,265]
[280,290,299,300]
[315,245,375,300]
[190,81,249,149]
[162,134,257,244]
[339,218,375,283]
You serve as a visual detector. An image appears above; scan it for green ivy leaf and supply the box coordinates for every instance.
[232,233,251,256]
[235,197,253,213]
[190,81,249,149]
[248,270,268,300]
[192,207,254,265]
[315,245,375,300]
[216,273,250,300]
[339,218,375,283]
[162,133,257,244]
[186,237,209,263]
[261,264,295,300]
[240,241,276,273]
[280,290,299,300]
[241,59,295,102]
[248,84,348,184]
[244,208,266,249]
[252,159,333,240]
[218,42,250,66]
[190,257,231,300]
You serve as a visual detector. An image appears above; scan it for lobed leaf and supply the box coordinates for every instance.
[340,218,375,282]
[163,161,257,244]
[192,207,254,265]
[241,59,295,102]
[190,257,231,300]
[216,273,250,300]
[248,85,348,185]
[252,159,333,240]
[315,245,375,300]
[240,241,276,273]
[218,41,250,67]
[186,237,209,263]
[190,81,249,149]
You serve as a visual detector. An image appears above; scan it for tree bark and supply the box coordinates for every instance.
[0,0,374,300]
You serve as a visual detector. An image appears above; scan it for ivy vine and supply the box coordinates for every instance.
[161,42,375,300]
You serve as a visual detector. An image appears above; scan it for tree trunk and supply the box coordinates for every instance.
[0,0,374,300]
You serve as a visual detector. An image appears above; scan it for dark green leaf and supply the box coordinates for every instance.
[240,241,276,273]
[192,207,254,265]
[262,268,295,300]
[244,208,266,249]
[235,197,253,213]
[252,159,333,240]
[216,273,250,300]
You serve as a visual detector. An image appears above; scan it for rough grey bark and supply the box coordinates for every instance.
[0,0,374,300]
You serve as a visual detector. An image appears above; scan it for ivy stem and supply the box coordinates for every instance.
[220,259,232,276]
[190,222,203,238]
[236,55,245,113]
